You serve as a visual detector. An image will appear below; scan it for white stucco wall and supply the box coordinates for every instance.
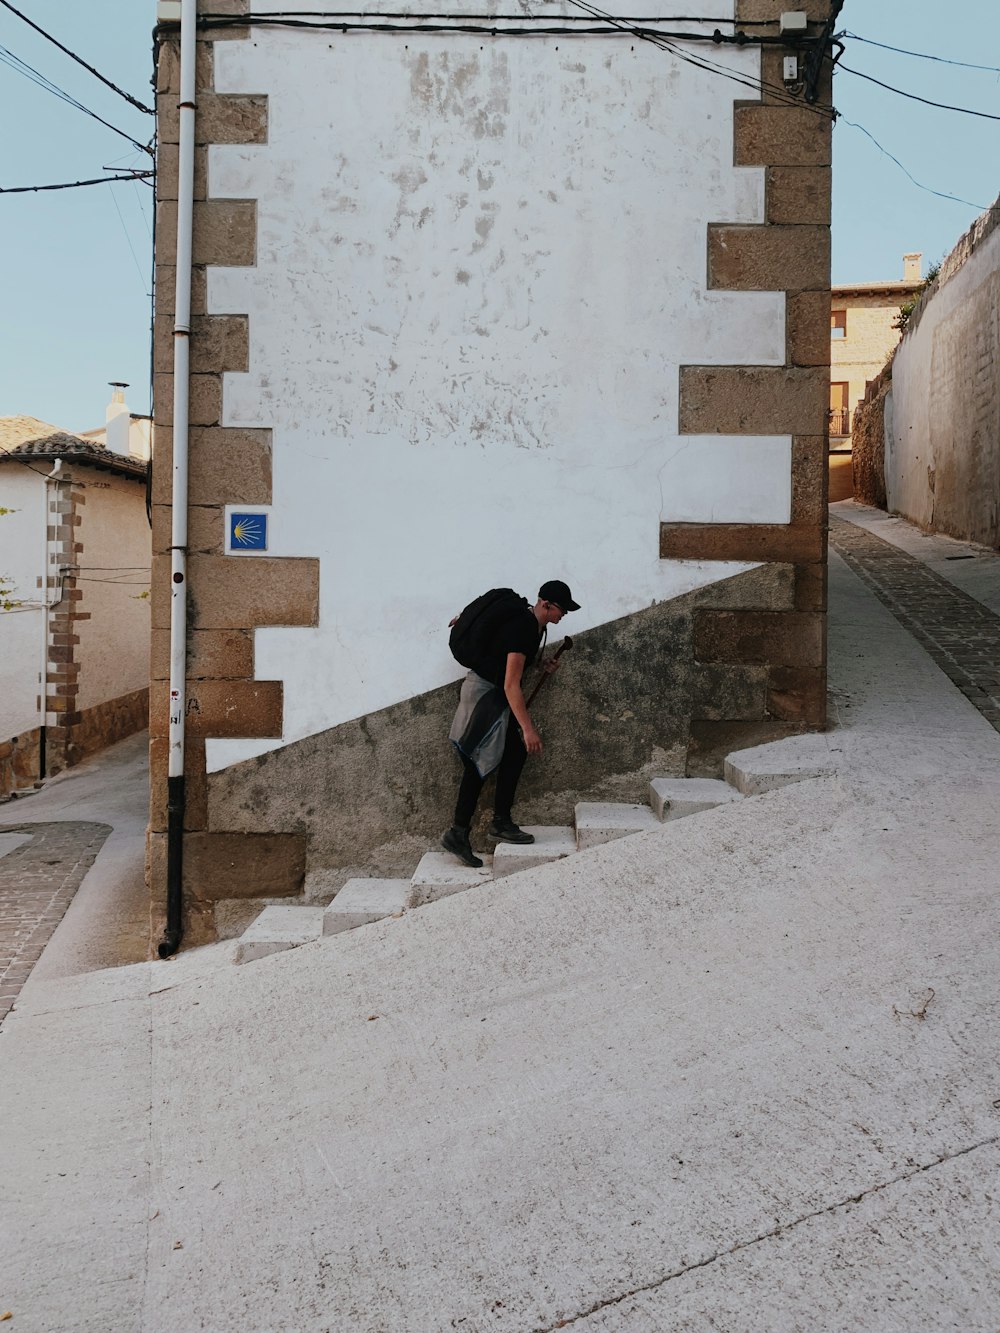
[205,4,791,770]
[887,214,1000,543]
[74,472,151,712]
[0,467,46,738]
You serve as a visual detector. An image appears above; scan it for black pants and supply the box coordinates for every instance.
[454,722,527,828]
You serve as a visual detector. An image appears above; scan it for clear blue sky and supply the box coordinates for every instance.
[1,0,997,430]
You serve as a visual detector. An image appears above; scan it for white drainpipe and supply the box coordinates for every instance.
[159,0,196,957]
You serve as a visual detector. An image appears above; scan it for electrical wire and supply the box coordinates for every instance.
[0,173,154,194]
[554,0,835,118]
[108,180,152,297]
[841,32,1000,76]
[838,62,1000,123]
[839,118,992,212]
[0,43,153,154]
[0,0,154,113]
[0,446,61,479]
[189,7,777,23]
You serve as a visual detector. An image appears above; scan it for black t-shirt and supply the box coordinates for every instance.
[479,607,542,687]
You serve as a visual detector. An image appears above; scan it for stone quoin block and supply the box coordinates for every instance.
[794,561,827,613]
[766,167,832,226]
[150,627,255,682]
[791,436,829,523]
[736,0,831,24]
[186,554,320,630]
[155,36,214,97]
[156,199,257,269]
[678,366,828,436]
[148,679,283,739]
[734,106,832,168]
[157,92,267,148]
[148,735,209,832]
[187,506,225,555]
[181,831,306,901]
[152,426,272,506]
[708,225,830,293]
[660,523,824,564]
[693,610,825,668]
[153,373,222,428]
[787,290,832,367]
[153,314,249,376]
[155,144,209,204]
[766,665,827,725]
[151,504,224,557]
[154,265,208,318]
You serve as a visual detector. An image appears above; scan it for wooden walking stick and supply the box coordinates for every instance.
[525,636,573,708]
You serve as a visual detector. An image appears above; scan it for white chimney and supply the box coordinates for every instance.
[903,252,922,282]
[106,382,130,456]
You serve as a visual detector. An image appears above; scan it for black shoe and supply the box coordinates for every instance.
[441,825,483,868]
[489,818,535,844]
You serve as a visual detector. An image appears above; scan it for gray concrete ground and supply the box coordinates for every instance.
[0,731,149,995]
[2,504,999,1332]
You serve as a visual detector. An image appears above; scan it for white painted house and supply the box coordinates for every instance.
[0,406,151,794]
[151,0,835,945]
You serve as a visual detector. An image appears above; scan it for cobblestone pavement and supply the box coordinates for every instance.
[0,821,111,1024]
[830,515,1000,734]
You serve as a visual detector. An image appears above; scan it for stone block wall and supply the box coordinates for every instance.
[851,364,891,510]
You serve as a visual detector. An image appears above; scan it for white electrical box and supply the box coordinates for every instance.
[157,1,182,20]
[779,11,808,33]
[783,55,799,81]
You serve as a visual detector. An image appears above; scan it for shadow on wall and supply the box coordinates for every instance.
[205,562,820,888]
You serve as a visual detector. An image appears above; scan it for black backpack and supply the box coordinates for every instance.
[449,588,530,675]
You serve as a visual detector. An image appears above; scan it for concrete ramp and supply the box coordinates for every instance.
[121,771,1000,1329]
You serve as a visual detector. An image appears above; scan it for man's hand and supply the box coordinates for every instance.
[541,657,561,676]
[522,724,543,756]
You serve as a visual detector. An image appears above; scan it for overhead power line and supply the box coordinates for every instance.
[838,62,1000,122]
[0,43,153,154]
[559,0,835,117]
[841,31,1000,76]
[0,0,154,113]
[0,172,154,195]
[839,118,991,213]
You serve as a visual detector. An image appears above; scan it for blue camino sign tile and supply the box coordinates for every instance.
[229,511,268,551]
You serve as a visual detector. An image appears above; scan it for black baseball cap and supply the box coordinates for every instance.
[538,580,580,612]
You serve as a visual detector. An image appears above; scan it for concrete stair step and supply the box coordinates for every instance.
[410,851,494,906]
[574,802,661,849]
[649,777,742,821]
[492,826,577,879]
[323,878,415,935]
[234,905,325,965]
[724,736,836,796]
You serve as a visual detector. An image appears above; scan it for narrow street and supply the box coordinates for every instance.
[2,502,999,1330]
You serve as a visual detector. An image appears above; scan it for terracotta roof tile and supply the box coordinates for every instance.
[1,428,147,481]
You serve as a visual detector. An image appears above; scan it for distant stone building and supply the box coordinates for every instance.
[830,253,924,448]
[0,413,150,795]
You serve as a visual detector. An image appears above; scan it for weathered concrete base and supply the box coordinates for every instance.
[205,563,815,907]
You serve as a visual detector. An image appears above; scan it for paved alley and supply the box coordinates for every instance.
[830,513,1000,733]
